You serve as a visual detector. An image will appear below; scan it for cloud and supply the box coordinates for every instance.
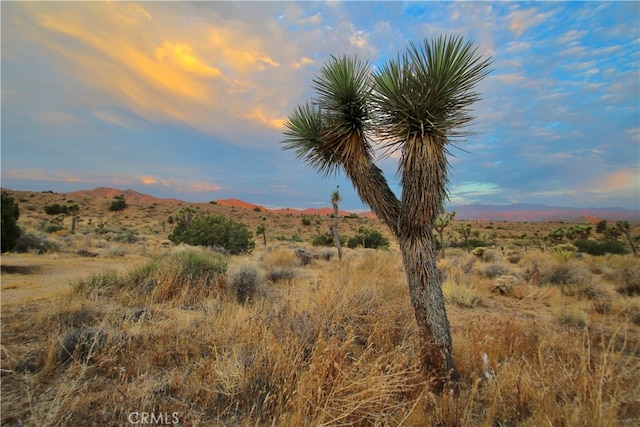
[506,7,555,37]
[448,182,501,205]
[155,42,223,77]
[6,2,296,146]
[601,170,639,192]
[2,168,81,183]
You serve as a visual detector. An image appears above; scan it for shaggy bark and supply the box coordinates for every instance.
[400,234,457,390]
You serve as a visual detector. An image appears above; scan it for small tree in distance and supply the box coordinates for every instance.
[331,187,343,260]
[256,216,267,246]
[456,223,472,253]
[435,211,456,258]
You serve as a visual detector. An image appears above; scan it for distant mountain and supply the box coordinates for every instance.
[216,198,267,211]
[448,203,639,222]
[56,187,640,222]
[68,187,182,204]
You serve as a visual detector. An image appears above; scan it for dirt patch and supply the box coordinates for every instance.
[1,253,146,306]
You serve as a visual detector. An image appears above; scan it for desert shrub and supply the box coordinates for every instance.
[229,262,262,303]
[132,247,227,303]
[169,247,227,279]
[316,250,333,261]
[108,230,138,243]
[72,270,124,295]
[592,297,613,315]
[169,214,255,255]
[471,247,486,258]
[311,232,335,247]
[108,195,127,211]
[73,247,227,303]
[14,232,58,254]
[462,238,489,249]
[37,219,65,234]
[442,279,481,308]
[553,304,587,328]
[346,228,389,249]
[573,239,628,256]
[294,248,313,266]
[596,256,640,296]
[552,243,578,261]
[261,248,297,283]
[613,272,640,296]
[492,275,519,296]
[301,217,312,226]
[482,249,502,263]
[521,254,591,287]
[545,262,591,286]
[43,203,69,215]
[59,328,107,365]
[103,246,127,257]
[506,251,522,264]
[480,264,510,279]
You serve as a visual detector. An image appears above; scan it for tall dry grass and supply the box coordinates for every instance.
[1,246,639,426]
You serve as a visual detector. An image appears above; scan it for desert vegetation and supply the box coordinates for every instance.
[2,216,639,425]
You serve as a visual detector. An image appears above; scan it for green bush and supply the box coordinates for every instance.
[466,238,489,250]
[44,203,69,215]
[347,228,389,249]
[312,232,335,247]
[168,214,255,255]
[1,192,21,252]
[40,222,65,233]
[108,195,128,212]
[573,239,628,256]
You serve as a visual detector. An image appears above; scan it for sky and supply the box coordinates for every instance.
[1,1,639,211]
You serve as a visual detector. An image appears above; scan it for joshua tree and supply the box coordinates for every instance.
[434,211,456,258]
[67,204,80,233]
[456,223,473,253]
[256,216,267,246]
[283,35,492,389]
[330,187,343,260]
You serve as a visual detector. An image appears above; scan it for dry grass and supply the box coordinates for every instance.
[2,190,639,426]
[2,245,639,426]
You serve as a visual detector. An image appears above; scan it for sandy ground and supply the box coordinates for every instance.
[1,253,146,306]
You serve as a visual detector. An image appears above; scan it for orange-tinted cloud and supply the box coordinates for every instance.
[155,41,223,77]
[602,170,639,191]
[12,2,290,142]
[2,168,80,183]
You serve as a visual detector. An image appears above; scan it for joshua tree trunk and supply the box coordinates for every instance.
[400,234,456,388]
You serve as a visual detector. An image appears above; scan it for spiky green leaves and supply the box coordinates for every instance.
[373,34,493,151]
[282,55,374,177]
[282,35,492,232]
